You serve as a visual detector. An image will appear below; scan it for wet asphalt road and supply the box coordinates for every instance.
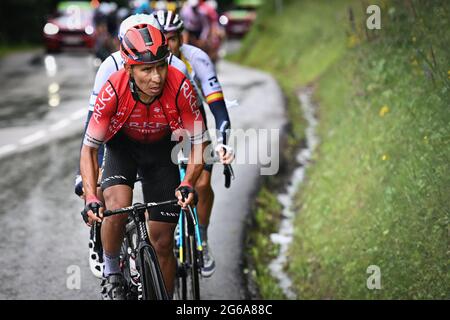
[0,47,285,300]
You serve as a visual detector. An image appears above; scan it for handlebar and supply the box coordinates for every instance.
[103,199,179,218]
[223,163,234,189]
[215,144,235,189]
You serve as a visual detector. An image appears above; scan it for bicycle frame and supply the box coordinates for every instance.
[104,200,177,300]
[132,204,168,300]
[97,156,232,300]
[177,162,204,265]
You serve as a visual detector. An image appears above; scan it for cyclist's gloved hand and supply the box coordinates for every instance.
[175,182,198,209]
[215,143,234,165]
[81,195,104,227]
[74,174,84,198]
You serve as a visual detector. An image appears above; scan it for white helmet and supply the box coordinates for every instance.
[118,14,160,41]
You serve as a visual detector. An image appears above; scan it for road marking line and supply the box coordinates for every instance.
[20,130,47,145]
[70,109,86,120]
[49,119,71,132]
[0,144,18,156]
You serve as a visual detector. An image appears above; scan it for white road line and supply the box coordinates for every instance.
[0,144,18,156]
[49,119,71,132]
[3,109,86,154]
[19,130,47,145]
[70,109,86,120]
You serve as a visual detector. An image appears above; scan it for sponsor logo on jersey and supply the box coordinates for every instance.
[160,211,179,217]
[124,122,168,129]
[180,80,201,120]
[93,84,115,124]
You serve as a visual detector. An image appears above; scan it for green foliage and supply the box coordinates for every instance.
[290,0,449,299]
[0,0,59,44]
[231,0,352,89]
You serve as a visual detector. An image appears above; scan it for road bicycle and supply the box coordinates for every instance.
[103,199,179,300]
[86,159,234,300]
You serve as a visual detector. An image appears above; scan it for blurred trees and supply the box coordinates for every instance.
[0,0,59,45]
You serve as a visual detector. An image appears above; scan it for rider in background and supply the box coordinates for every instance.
[93,2,118,61]
[180,0,211,54]
[133,0,152,14]
[199,0,224,63]
[155,9,234,278]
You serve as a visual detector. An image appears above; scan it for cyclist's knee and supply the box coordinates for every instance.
[103,191,130,224]
[150,229,174,258]
[104,212,128,226]
[195,177,213,197]
[103,187,131,208]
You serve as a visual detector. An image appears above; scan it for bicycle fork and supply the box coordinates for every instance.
[134,206,169,300]
[177,207,204,268]
[177,166,204,267]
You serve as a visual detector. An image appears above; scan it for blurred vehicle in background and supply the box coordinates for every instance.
[219,0,261,37]
[43,1,95,52]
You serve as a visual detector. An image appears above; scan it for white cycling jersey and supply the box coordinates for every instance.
[179,44,224,106]
[88,52,188,111]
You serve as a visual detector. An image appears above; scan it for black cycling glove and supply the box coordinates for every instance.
[81,202,103,224]
[176,185,199,206]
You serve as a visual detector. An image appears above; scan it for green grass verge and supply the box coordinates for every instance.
[0,44,41,58]
[289,1,449,299]
[245,186,285,299]
[230,0,356,298]
[232,0,449,299]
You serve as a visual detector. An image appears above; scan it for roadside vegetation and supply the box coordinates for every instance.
[231,0,449,299]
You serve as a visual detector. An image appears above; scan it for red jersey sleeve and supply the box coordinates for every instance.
[176,78,206,144]
[83,80,118,148]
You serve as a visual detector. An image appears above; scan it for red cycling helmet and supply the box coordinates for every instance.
[120,24,169,65]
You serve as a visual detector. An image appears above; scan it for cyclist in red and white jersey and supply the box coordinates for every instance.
[75,14,188,193]
[75,14,188,197]
[80,22,205,300]
[74,14,191,279]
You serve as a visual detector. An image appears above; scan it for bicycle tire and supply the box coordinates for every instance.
[120,222,139,300]
[174,262,188,300]
[184,234,200,300]
[139,245,169,300]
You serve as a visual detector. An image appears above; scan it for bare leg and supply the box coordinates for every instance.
[195,170,214,228]
[101,185,133,256]
[148,220,177,295]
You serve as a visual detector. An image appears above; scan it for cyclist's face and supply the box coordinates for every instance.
[166,32,182,57]
[129,61,168,98]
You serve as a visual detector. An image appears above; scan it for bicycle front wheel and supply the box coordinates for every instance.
[139,245,169,300]
[186,234,200,300]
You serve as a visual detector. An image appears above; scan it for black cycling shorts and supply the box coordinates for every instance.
[101,133,181,223]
